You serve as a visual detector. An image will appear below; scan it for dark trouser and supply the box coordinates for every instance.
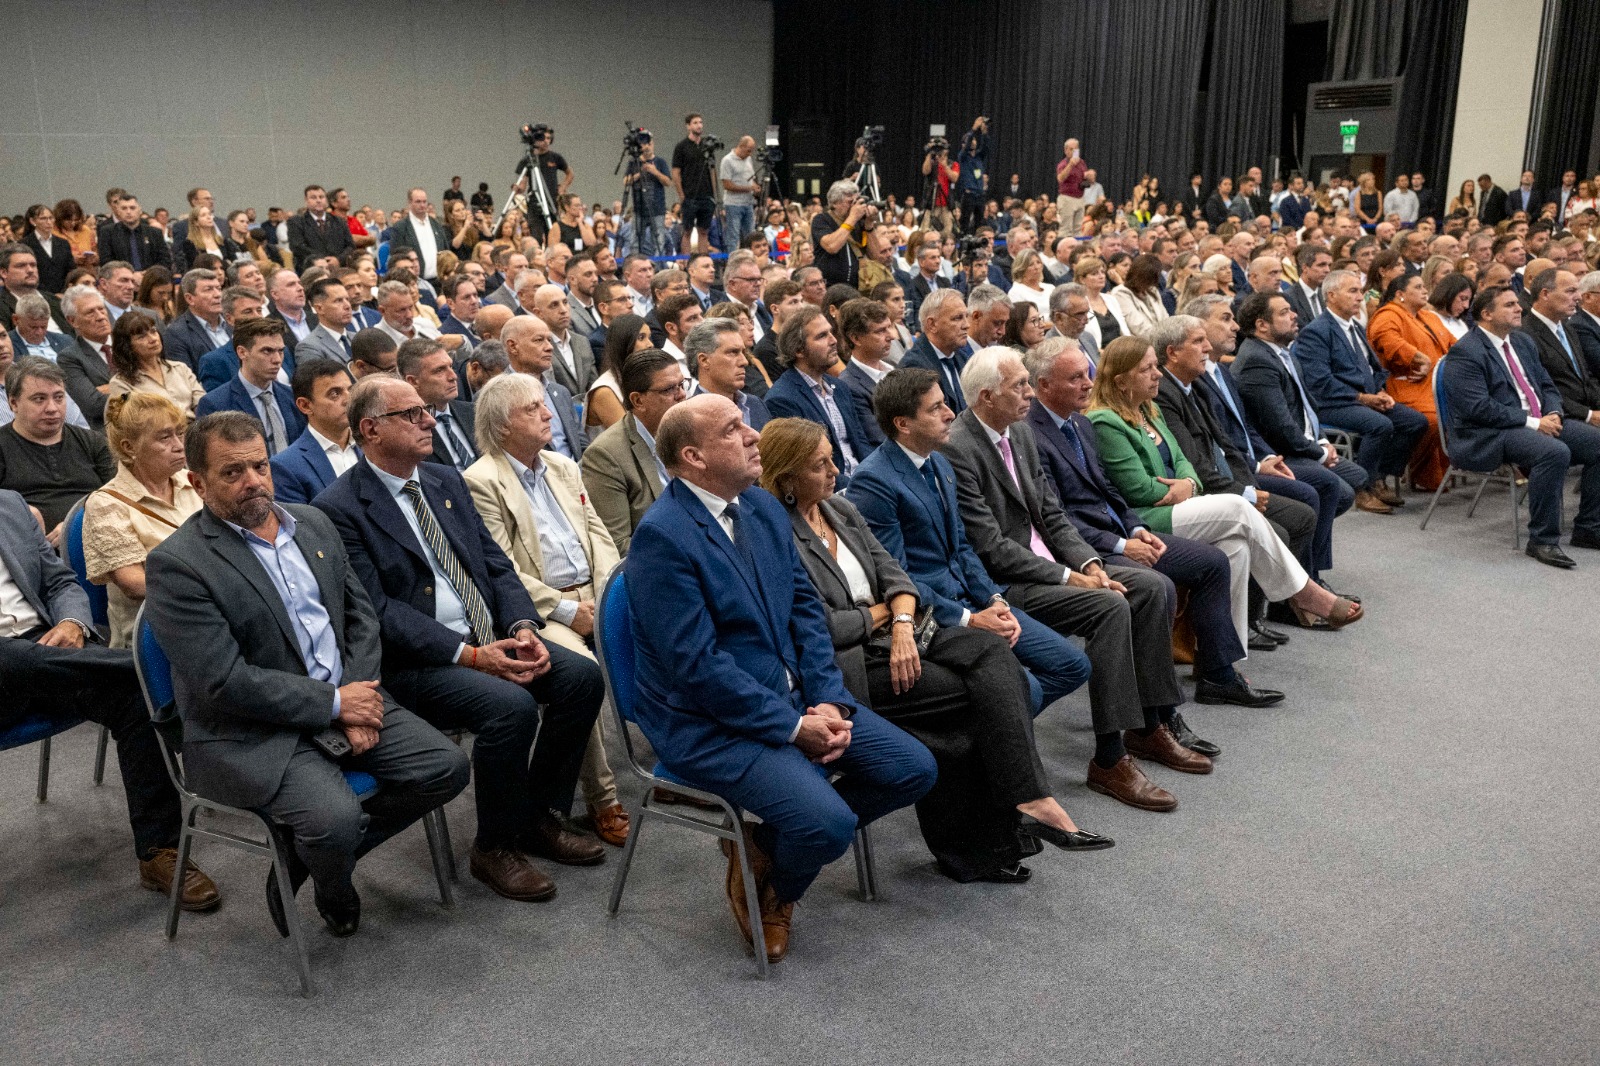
[1107,532,1245,683]
[385,641,604,850]
[260,706,469,901]
[724,708,936,902]
[1258,473,1323,573]
[1320,402,1429,481]
[1010,564,1181,735]
[958,192,985,235]
[1284,457,1361,573]
[0,634,181,860]
[865,626,1048,879]
[1497,420,1600,543]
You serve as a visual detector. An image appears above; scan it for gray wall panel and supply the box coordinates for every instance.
[1,0,773,221]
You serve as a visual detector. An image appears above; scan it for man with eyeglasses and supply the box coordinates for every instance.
[312,376,606,903]
[720,250,771,341]
[1046,283,1099,369]
[586,279,635,351]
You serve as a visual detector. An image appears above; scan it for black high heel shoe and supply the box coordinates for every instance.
[1019,816,1115,851]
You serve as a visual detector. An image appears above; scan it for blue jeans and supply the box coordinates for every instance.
[638,214,668,258]
[723,204,755,251]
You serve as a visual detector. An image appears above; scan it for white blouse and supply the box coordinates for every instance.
[833,535,875,606]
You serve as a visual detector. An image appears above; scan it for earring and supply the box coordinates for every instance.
[783,492,796,505]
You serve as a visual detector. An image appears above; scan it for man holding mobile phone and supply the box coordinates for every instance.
[1056,138,1088,237]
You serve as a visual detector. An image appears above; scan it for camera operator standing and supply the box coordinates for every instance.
[624,131,673,257]
[719,136,760,252]
[516,125,572,245]
[955,116,991,236]
[811,180,869,288]
[672,113,718,255]
[921,137,956,232]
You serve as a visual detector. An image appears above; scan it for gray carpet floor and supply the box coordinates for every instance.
[4,479,1598,1066]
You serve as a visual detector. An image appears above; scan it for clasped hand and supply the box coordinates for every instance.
[795,704,853,764]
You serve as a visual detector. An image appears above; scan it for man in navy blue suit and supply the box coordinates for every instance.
[1441,285,1600,568]
[161,269,232,372]
[195,318,306,456]
[898,288,972,412]
[314,375,607,901]
[629,394,934,963]
[1292,270,1426,506]
[1025,338,1280,707]
[271,359,359,505]
[763,307,872,488]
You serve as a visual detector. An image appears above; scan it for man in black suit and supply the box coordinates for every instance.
[1180,174,1207,223]
[386,188,453,282]
[1568,272,1600,384]
[162,268,232,372]
[397,337,478,470]
[1411,172,1440,224]
[286,185,354,273]
[1520,269,1600,426]
[1203,177,1236,228]
[1024,339,1278,706]
[58,284,115,428]
[0,245,67,332]
[899,288,973,412]
[905,244,950,333]
[147,412,468,935]
[96,193,171,273]
[314,376,606,901]
[1282,244,1331,328]
[22,206,75,295]
[1505,171,1542,218]
[1477,174,1509,226]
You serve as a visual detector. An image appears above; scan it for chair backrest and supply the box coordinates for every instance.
[1432,353,1453,456]
[62,498,109,628]
[592,562,653,778]
[132,604,187,792]
[375,242,391,274]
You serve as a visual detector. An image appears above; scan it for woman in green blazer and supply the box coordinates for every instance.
[1085,335,1362,634]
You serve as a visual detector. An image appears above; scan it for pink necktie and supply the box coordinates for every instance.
[996,434,1052,559]
[1502,340,1542,418]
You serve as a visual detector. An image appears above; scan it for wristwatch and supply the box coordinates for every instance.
[891,613,915,627]
[989,593,1009,609]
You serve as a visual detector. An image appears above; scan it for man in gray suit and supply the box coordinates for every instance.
[294,278,358,369]
[532,283,598,398]
[1046,284,1099,369]
[58,285,116,428]
[145,413,469,937]
[939,346,1215,799]
[580,348,683,554]
[482,249,528,311]
[0,489,220,909]
[501,313,585,460]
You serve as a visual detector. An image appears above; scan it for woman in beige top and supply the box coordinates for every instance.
[105,312,206,420]
[82,393,202,648]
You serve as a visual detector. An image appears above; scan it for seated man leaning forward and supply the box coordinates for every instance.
[626,394,936,965]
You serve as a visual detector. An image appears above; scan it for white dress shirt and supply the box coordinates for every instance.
[1478,327,1544,429]
[0,549,44,637]
[409,215,439,278]
[309,425,359,477]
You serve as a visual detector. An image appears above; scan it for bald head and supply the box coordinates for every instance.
[654,393,760,497]
[474,303,514,340]
[500,313,553,375]
[533,282,572,334]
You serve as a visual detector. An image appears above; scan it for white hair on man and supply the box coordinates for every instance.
[472,371,545,457]
[958,345,1019,408]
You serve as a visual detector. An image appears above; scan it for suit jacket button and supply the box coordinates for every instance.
[424,586,433,594]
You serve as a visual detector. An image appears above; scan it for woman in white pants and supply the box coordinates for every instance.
[1085,336,1363,642]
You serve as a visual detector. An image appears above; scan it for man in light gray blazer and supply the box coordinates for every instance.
[145,412,468,936]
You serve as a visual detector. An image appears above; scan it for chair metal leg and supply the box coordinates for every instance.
[1509,476,1522,549]
[421,809,454,908]
[1418,469,1452,530]
[269,836,315,998]
[93,726,109,786]
[438,811,459,882]
[166,805,197,940]
[852,828,878,902]
[35,735,51,803]
[1466,473,1493,517]
[732,821,769,979]
[606,798,647,917]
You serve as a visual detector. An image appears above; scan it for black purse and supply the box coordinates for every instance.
[867,605,938,657]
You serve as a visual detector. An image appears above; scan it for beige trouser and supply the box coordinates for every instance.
[1169,494,1307,648]
[539,582,619,809]
[1057,193,1085,235]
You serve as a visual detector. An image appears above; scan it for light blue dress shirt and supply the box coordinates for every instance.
[508,454,590,627]
[367,462,470,642]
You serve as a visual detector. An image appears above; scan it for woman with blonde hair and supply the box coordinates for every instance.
[758,417,1110,881]
[1006,248,1054,315]
[1086,334,1362,638]
[82,392,202,648]
[1073,255,1127,347]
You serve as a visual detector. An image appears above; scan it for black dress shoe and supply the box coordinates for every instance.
[314,889,361,938]
[1167,710,1222,757]
[1569,530,1600,551]
[1248,628,1279,651]
[1527,542,1577,569]
[1252,619,1291,645]
[1018,816,1115,851]
[1195,676,1286,708]
[972,862,1032,884]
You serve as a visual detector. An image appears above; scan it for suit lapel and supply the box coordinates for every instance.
[789,506,851,600]
[292,517,346,648]
[625,417,663,500]
[200,510,301,653]
[891,444,953,553]
[494,454,545,577]
[675,482,777,645]
[965,414,1027,511]
[354,462,428,565]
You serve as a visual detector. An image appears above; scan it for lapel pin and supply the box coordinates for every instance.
[445,499,452,509]
[317,550,325,558]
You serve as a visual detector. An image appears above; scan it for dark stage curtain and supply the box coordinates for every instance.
[772,0,1278,209]
[1389,0,1468,187]
[1325,0,1410,80]
[1528,0,1600,183]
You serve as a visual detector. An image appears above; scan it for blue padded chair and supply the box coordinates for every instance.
[133,606,456,997]
[61,498,111,785]
[593,564,876,980]
[0,714,90,803]
[1417,354,1524,548]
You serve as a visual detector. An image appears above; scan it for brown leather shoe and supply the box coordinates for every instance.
[1086,756,1178,812]
[757,882,794,963]
[526,815,606,866]
[652,786,722,811]
[469,844,557,901]
[587,803,631,847]
[1373,481,1406,507]
[1124,726,1214,774]
[1354,489,1393,514]
[139,848,220,912]
[719,824,768,951]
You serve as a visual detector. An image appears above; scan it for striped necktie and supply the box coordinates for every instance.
[402,480,496,645]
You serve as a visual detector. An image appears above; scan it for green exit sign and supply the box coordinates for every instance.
[1340,119,1360,154]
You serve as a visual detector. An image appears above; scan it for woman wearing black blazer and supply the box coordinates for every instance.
[23,204,76,295]
[757,418,1111,884]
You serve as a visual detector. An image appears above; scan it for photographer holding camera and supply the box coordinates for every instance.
[921,136,956,231]
[672,113,718,254]
[623,130,672,257]
[955,116,991,236]
[812,180,869,289]
[516,124,572,243]
[719,136,760,253]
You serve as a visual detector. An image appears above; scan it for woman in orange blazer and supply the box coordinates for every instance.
[1367,273,1450,490]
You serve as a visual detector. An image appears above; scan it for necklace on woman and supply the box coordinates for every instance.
[805,510,837,555]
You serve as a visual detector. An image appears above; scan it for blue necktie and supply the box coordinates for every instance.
[940,357,965,412]
[1555,323,1581,376]
[1061,417,1125,534]
[919,459,943,505]
[340,335,352,359]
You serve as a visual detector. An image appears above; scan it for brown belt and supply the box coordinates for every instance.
[558,583,588,593]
